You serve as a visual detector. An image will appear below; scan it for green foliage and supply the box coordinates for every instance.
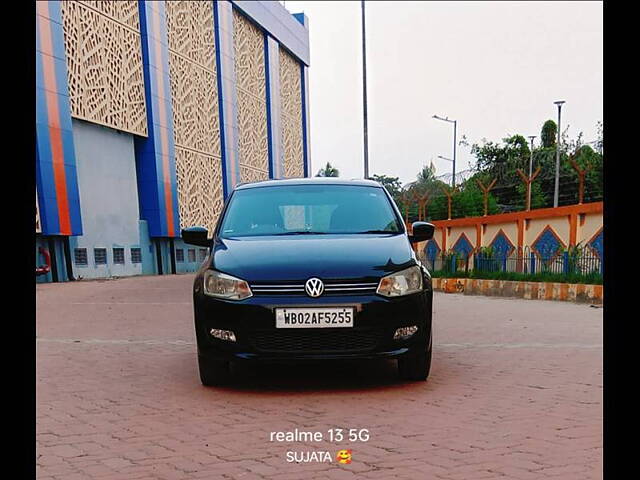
[399,119,603,220]
[596,120,603,154]
[426,195,447,221]
[541,120,557,148]
[428,242,602,284]
[414,171,501,221]
[573,144,603,202]
[465,120,603,210]
[430,269,603,285]
[371,174,402,204]
[403,163,452,221]
[453,179,495,218]
[417,163,437,184]
[477,246,495,258]
[469,134,532,208]
[470,134,530,181]
[439,251,459,274]
[514,180,547,210]
[315,162,339,177]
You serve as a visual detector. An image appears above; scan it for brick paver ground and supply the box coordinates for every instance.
[36,274,602,479]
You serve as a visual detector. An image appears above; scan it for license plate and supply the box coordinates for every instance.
[275,307,354,328]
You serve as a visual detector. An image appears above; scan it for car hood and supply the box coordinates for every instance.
[209,234,416,283]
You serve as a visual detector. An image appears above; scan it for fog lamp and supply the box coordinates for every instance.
[210,329,236,342]
[394,325,418,340]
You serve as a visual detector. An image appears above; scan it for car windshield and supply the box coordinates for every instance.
[219,184,404,238]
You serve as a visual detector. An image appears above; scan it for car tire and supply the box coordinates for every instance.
[198,355,232,386]
[398,335,432,381]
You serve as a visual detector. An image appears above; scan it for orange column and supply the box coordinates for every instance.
[516,219,524,272]
[569,213,578,246]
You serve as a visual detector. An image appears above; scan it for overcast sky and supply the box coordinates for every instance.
[280,1,603,185]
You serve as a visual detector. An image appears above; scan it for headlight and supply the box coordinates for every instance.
[202,270,252,300]
[376,265,423,297]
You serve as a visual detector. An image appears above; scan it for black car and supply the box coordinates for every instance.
[182,178,435,385]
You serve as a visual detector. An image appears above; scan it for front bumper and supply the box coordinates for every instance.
[193,289,432,362]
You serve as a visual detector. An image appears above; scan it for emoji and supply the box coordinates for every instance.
[336,449,352,464]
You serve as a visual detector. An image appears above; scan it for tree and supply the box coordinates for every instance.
[412,119,603,218]
[468,134,531,208]
[541,120,557,148]
[371,174,402,204]
[570,144,603,203]
[408,163,450,221]
[417,162,437,184]
[515,180,546,211]
[470,134,530,178]
[461,172,500,216]
[596,120,603,154]
[413,162,450,197]
[316,162,339,177]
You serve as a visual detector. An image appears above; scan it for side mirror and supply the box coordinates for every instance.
[181,226,210,247]
[409,221,435,243]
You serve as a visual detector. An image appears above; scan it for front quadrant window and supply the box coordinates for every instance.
[219,185,404,238]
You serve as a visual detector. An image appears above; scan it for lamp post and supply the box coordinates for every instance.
[553,100,565,207]
[433,115,457,187]
[527,135,536,210]
[437,155,454,186]
[361,0,369,179]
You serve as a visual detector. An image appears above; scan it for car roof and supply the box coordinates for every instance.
[234,177,382,190]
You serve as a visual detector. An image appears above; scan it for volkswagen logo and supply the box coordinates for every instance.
[305,278,324,298]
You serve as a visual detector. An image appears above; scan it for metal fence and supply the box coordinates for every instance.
[400,167,603,222]
[418,246,603,276]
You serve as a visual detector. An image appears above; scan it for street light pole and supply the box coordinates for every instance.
[553,100,565,207]
[527,135,536,210]
[433,114,457,188]
[452,120,457,187]
[361,0,369,179]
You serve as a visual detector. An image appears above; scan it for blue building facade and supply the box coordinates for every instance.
[36,1,311,282]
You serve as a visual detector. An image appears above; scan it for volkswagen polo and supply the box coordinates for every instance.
[182,178,435,385]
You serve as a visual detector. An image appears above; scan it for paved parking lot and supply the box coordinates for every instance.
[36,274,602,479]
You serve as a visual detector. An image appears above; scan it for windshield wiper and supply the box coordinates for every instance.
[354,230,400,234]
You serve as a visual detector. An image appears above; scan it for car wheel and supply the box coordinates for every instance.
[198,355,232,386]
[398,335,432,381]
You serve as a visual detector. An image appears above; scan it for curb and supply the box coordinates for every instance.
[432,278,603,304]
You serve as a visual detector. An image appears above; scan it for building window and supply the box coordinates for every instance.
[74,248,88,266]
[131,248,142,264]
[94,248,107,265]
[176,249,184,263]
[113,248,125,265]
[199,249,207,261]
[188,249,196,263]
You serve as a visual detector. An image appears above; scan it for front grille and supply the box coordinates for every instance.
[249,329,380,353]
[250,282,379,296]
